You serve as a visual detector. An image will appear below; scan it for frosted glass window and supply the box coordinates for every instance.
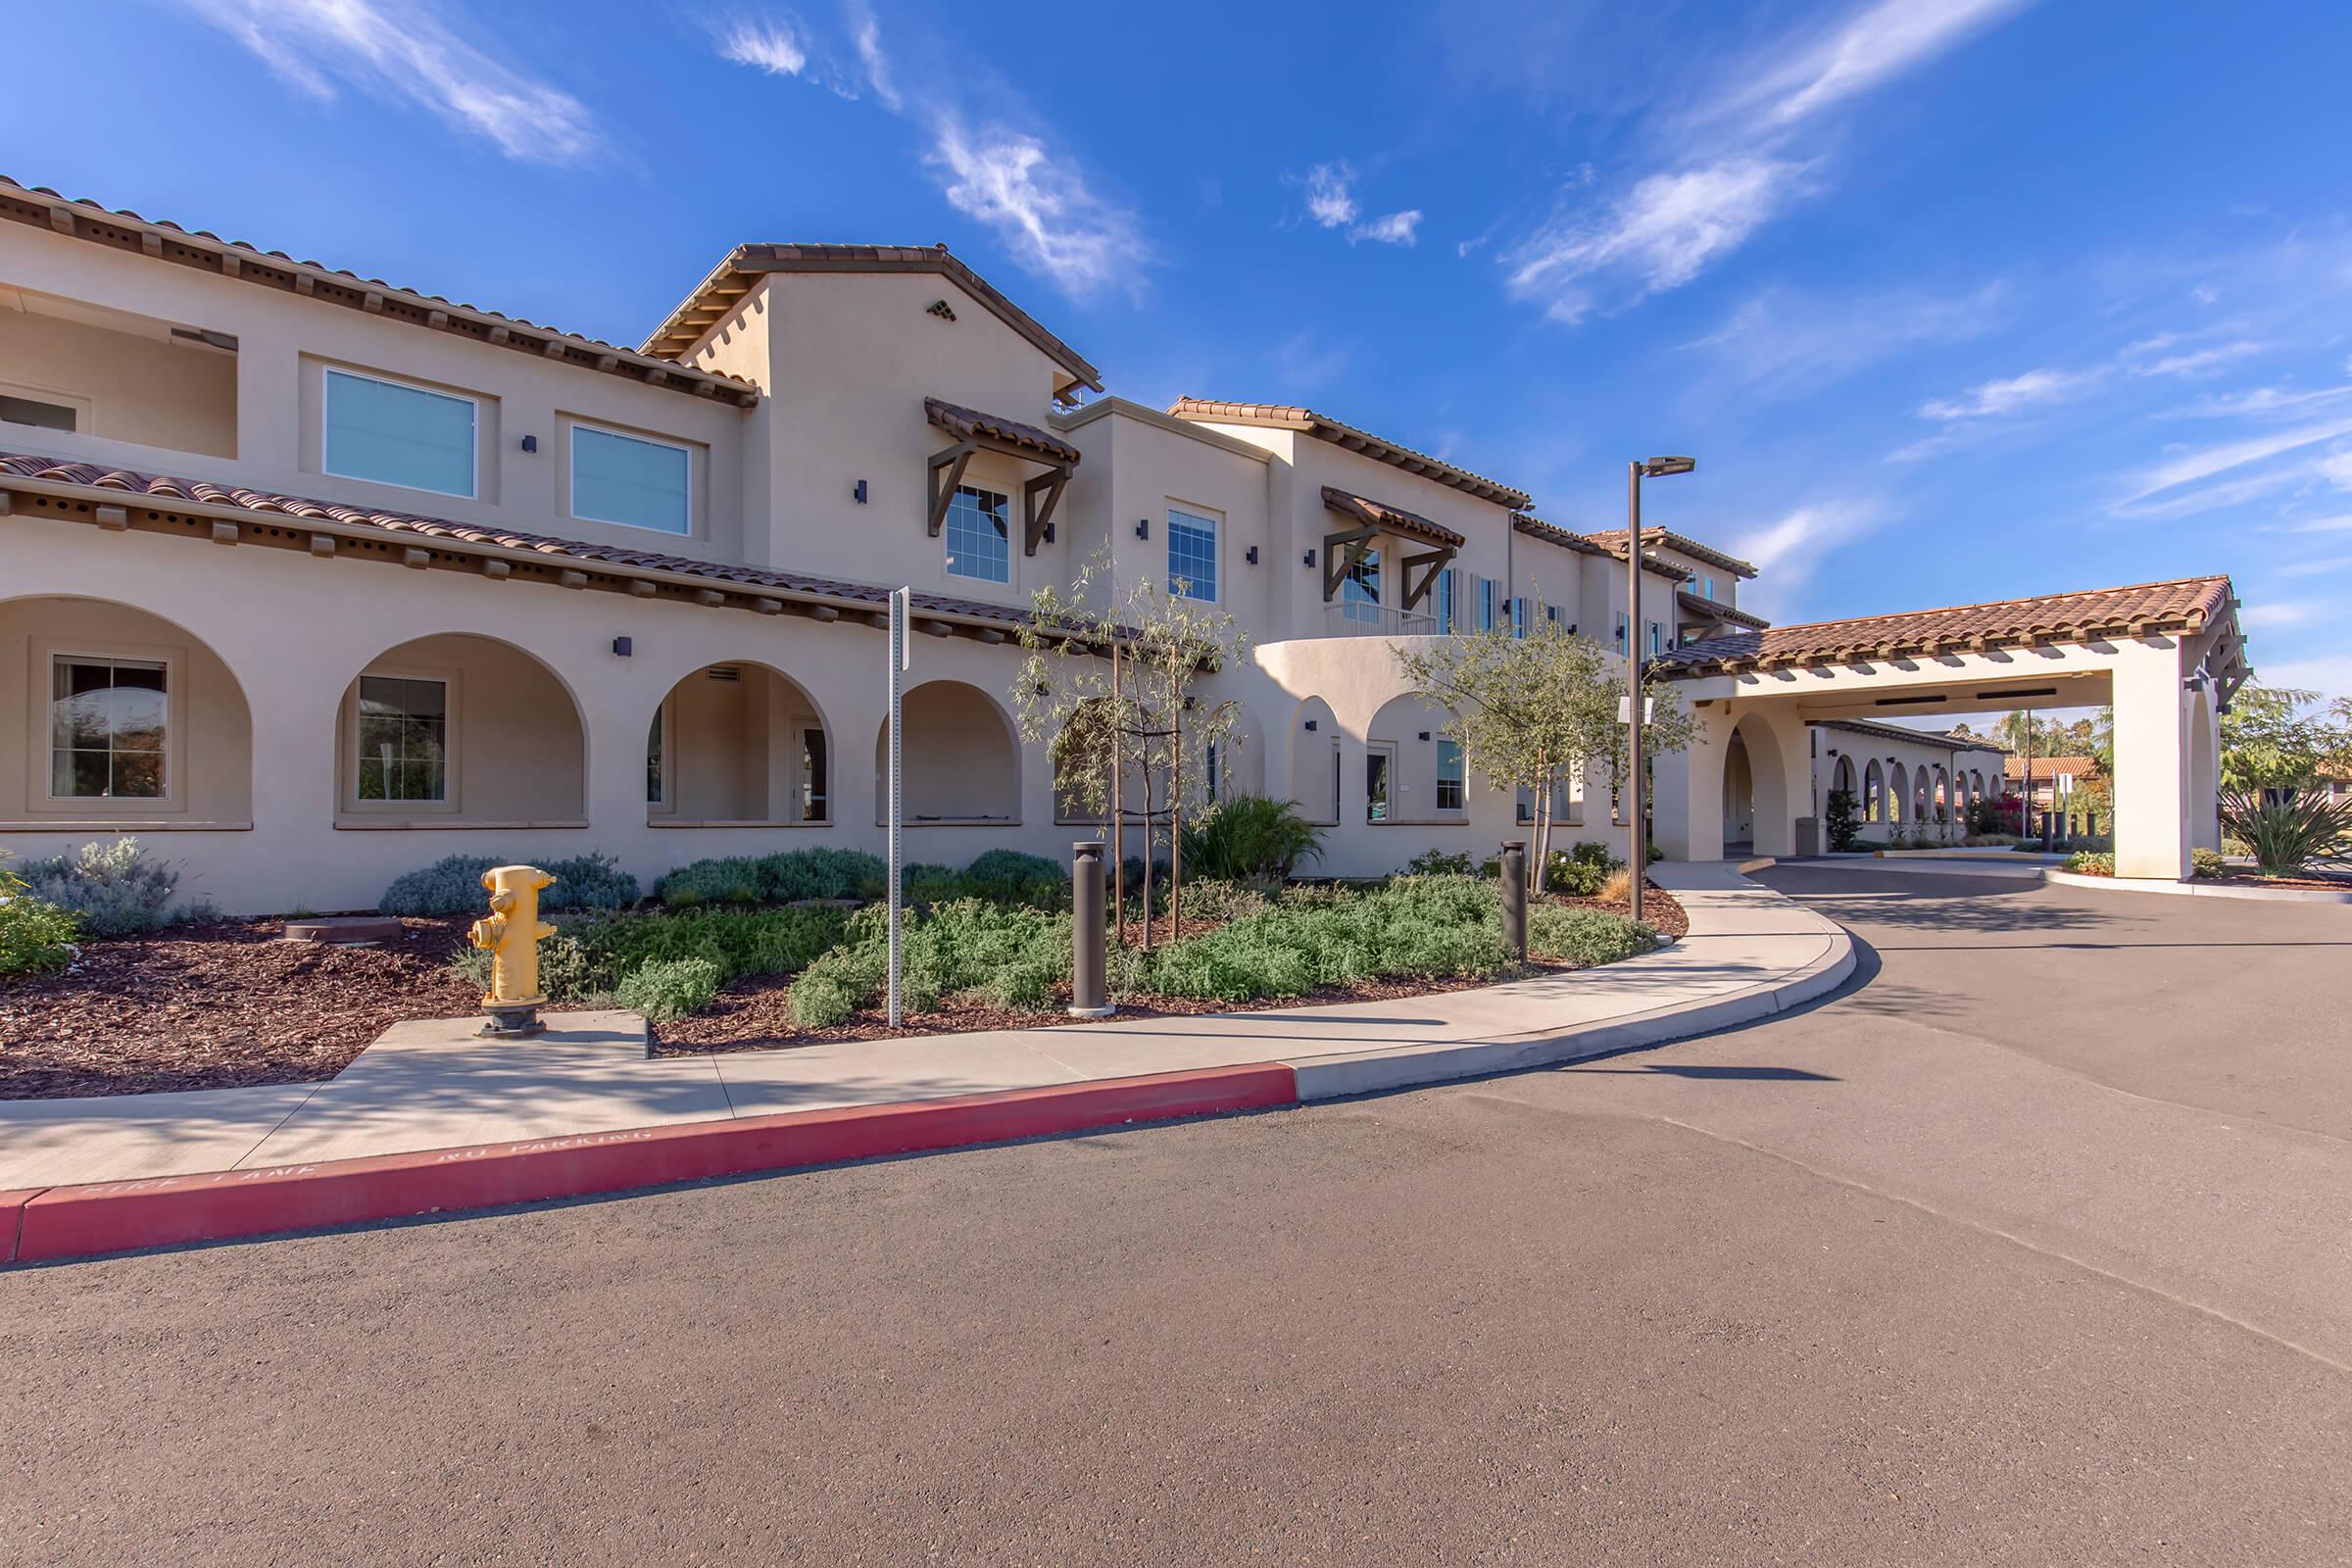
[574,424,691,534]
[323,369,475,497]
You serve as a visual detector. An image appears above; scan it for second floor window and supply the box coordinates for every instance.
[323,368,476,499]
[1478,577,1496,632]
[573,424,690,535]
[945,483,1011,584]
[1343,548,1381,622]
[1701,575,1718,601]
[1168,508,1218,601]
[1436,739,1465,811]
[1435,567,1457,632]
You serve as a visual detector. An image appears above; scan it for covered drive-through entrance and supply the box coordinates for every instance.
[1650,577,2244,882]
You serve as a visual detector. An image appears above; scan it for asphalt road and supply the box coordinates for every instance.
[6,866,2349,1566]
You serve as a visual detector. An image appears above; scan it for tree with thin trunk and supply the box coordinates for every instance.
[1010,552,1250,949]
[1394,620,1695,892]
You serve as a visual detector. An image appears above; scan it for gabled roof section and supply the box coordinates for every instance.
[2006,754,2098,780]
[642,243,1103,398]
[1818,716,2002,753]
[1581,526,1758,579]
[1321,486,1466,549]
[1676,588,1769,630]
[1511,515,1611,558]
[1169,398,1533,511]
[1658,576,2235,676]
[0,175,757,407]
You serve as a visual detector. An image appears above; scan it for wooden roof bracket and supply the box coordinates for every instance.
[1023,465,1069,556]
[1322,526,1378,602]
[1399,545,1454,611]
[926,439,978,537]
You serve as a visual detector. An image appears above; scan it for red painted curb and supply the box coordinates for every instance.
[0,1188,45,1265]
[11,1063,1298,1264]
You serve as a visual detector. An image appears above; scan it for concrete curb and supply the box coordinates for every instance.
[8,1064,1299,1264]
[2042,867,2352,905]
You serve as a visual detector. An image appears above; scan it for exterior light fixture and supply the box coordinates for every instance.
[1246,546,1259,565]
[1625,452,1695,925]
[1418,731,1431,742]
[854,479,868,504]
[1302,719,1318,732]
[1641,455,1695,477]
[519,434,539,454]
[1135,517,1150,540]
[1303,549,1317,567]
[611,636,632,658]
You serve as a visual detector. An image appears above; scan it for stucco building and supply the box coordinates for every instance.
[0,177,2246,912]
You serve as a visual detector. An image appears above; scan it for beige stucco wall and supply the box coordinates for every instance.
[332,633,586,825]
[658,662,826,824]
[0,222,753,564]
[0,297,237,458]
[0,595,253,826]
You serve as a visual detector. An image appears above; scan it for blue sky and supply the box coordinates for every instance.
[9,1,2351,704]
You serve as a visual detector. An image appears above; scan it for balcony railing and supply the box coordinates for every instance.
[1322,602,1438,638]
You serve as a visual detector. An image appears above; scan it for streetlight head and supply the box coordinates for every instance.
[1642,456,1695,478]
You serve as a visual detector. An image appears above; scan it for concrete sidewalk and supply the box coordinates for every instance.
[0,862,1850,1194]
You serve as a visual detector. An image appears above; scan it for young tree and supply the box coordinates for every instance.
[2220,683,2352,792]
[1009,551,1250,948]
[1393,620,1695,891]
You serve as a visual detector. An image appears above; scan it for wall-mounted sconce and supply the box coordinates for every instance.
[1417,731,1431,742]
[1302,549,1317,567]
[1135,517,1150,540]
[519,435,539,454]
[1043,522,1055,543]
[1302,719,1318,732]
[611,636,633,658]
[1246,546,1259,565]
[853,479,868,505]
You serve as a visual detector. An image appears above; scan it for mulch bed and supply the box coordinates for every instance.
[0,883,1688,1099]
[0,917,477,1100]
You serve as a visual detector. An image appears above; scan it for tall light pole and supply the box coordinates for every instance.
[1626,455,1694,925]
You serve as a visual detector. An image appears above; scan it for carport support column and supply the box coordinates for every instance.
[1651,705,1728,862]
[2112,639,2189,881]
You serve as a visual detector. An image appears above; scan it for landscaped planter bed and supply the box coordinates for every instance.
[0,883,1684,1101]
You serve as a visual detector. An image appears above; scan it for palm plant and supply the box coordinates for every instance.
[2218,788,2352,874]
[1178,795,1327,885]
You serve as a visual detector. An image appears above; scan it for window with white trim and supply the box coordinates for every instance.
[356,675,449,803]
[1167,507,1218,601]
[50,656,168,799]
[323,368,477,498]
[944,483,1012,584]
[573,423,691,534]
[1343,548,1382,623]
[1435,739,1465,812]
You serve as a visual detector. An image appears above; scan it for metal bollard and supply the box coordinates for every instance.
[1498,841,1528,961]
[1069,841,1114,1018]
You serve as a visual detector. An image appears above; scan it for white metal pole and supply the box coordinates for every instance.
[888,586,908,1028]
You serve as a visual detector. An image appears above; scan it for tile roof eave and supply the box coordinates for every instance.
[1169,398,1533,511]
[1581,526,1759,579]
[0,175,760,408]
[0,452,1066,637]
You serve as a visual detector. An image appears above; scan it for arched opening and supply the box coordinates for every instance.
[1723,730,1756,850]
[1933,764,1951,827]
[875,679,1019,824]
[1832,754,1857,799]
[1888,762,1911,825]
[1723,713,1789,857]
[337,633,586,824]
[1368,693,1464,825]
[1863,759,1885,824]
[0,595,254,826]
[649,661,830,825]
[2188,685,2220,852]
[1285,697,1342,825]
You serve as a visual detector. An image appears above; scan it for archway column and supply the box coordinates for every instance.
[1652,704,1730,861]
[2113,638,2190,879]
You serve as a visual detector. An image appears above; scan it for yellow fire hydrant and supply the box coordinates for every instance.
[469,864,557,1038]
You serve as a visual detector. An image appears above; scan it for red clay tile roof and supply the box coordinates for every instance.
[1818,716,2004,753]
[0,174,757,407]
[1659,576,2235,675]
[1510,515,1611,558]
[2004,755,2099,781]
[642,243,1102,395]
[1321,486,1467,549]
[0,452,1040,630]
[925,397,1082,466]
[1675,588,1769,630]
[1581,526,1757,579]
[1169,398,1533,511]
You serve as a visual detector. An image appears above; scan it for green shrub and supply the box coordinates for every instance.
[543,853,640,910]
[958,849,1067,907]
[1405,849,1478,877]
[571,905,845,985]
[2191,848,2228,880]
[2219,788,2352,874]
[656,856,763,908]
[1529,906,1657,966]
[17,837,196,938]
[2064,851,2116,876]
[1171,877,1271,924]
[1180,795,1327,883]
[788,898,1070,1024]
[754,847,887,903]
[381,852,639,916]
[1,859,80,980]
[1825,788,1865,852]
[786,972,862,1029]
[903,862,965,905]
[614,957,723,1022]
[1120,875,1507,1004]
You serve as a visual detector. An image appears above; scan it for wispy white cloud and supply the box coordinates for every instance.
[1507,160,1805,324]
[714,16,808,77]
[1919,366,2103,420]
[1352,209,1422,247]
[2287,514,2352,533]
[2239,601,2314,630]
[1503,0,2034,322]
[2112,412,2352,517]
[1304,163,1358,229]
[1686,280,2008,401]
[2255,651,2352,701]
[713,11,1145,299]
[2170,381,2352,418]
[1732,498,1886,621]
[172,0,600,163]
[2128,339,2263,378]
